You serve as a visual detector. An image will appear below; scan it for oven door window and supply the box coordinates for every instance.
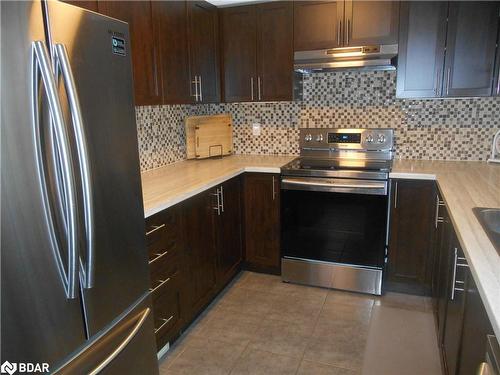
[281,189,387,269]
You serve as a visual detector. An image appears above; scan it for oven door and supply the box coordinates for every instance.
[281,176,389,269]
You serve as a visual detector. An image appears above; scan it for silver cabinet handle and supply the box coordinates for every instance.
[32,41,79,300]
[251,77,254,101]
[258,76,262,101]
[198,75,203,102]
[191,75,199,101]
[497,66,500,95]
[54,43,95,289]
[154,315,174,334]
[89,308,151,375]
[220,185,225,213]
[337,19,342,46]
[149,277,171,294]
[148,250,169,265]
[393,181,398,209]
[435,69,441,96]
[476,362,490,375]
[451,247,458,300]
[446,67,451,96]
[346,18,351,45]
[434,195,445,228]
[272,176,276,201]
[146,223,165,236]
[212,188,221,215]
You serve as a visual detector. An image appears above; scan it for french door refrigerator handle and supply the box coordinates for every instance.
[88,308,151,375]
[54,43,95,289]
[32,40,79,299]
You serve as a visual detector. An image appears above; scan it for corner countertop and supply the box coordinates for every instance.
[141,155,500,339]
[141,155,295,218]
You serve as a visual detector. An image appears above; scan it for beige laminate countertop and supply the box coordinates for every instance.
[141,155,500,339]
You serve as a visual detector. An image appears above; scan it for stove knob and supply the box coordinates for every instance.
[377,134,386,144]
[316,134,324,142]
[366,134,374,143]
[305,134,312,142]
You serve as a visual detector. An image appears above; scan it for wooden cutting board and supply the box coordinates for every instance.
[185,114,233,159]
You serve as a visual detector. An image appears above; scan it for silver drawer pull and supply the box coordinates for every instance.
[146,223,165,236]
[149,277,170,294]
[154,315,174,334]
[148,250,169,265]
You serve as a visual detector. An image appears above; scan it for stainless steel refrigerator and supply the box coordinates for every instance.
[1,1,159,373]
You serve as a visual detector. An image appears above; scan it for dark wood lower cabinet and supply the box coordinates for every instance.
[243,173,281,274]
[387,179,436,294]
[457,272,494,375]
[145,176,244,350]
[215,177,243,287]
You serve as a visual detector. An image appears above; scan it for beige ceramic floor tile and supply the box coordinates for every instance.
[194,308,262,346]
[247,318,314,358]
[161,337,246,375]
[304,329,367,371]
[297,360,359,375]
[374,292,433,313]
[324,290,376,310]
[216,287,276,318]
[266,294,323,326]
[229,348,301,375]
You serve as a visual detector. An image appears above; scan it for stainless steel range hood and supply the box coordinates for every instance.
[294,44,398,73]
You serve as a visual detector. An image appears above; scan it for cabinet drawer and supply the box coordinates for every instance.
[151,271,182,345]
[145,207,184,261]
[149,249,182,290]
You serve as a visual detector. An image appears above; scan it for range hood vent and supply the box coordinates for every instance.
[294,44,398,73]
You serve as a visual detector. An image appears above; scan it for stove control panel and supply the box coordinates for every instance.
[300,128,394,153]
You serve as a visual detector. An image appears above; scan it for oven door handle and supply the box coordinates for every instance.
[281,178,387,195]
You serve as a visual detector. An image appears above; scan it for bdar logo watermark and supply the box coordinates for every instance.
[1,362,17,375]
[1,361,49,374]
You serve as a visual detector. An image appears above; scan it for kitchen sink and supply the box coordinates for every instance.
[473,207,500,254]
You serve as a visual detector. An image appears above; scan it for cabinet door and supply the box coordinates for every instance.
[457,272,494,375]
[443,2,500,97]
[99,1,162,106]
[61,0,98,12]
[153,1,193,104]
[396,2,448,98]
[344,0,399,46]
[388,180,436,294]
[183,191,217,318]
[222,6,257,102]
[256,2,293,101]
[436,208,453,346]
[188,1,220,103]
[215,178,242,287]
[443,238,468,375]
[495,38,500,96]
[293,1,344,51]
[243,173,280,273]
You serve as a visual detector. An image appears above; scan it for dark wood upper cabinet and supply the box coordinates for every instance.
[344,0,399,46]
[188,1,220,103]
[293,1,344,51]
[221,6,257,102]
[443,2,500,97]
[396,2,448,98]
[243,173,281,273]
[222,3,293,102]
[293,0,398,50]
[495,32,500,96]
[215,178,242,286]
[61,0,98,12]
[387,179,436,295]
[99,1,162,106]
[256,2,293,101]
[153,1,193,104]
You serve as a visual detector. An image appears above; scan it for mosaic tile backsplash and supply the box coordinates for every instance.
[135,70,500,172]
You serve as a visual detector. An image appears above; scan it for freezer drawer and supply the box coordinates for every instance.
[56,294,159,374]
